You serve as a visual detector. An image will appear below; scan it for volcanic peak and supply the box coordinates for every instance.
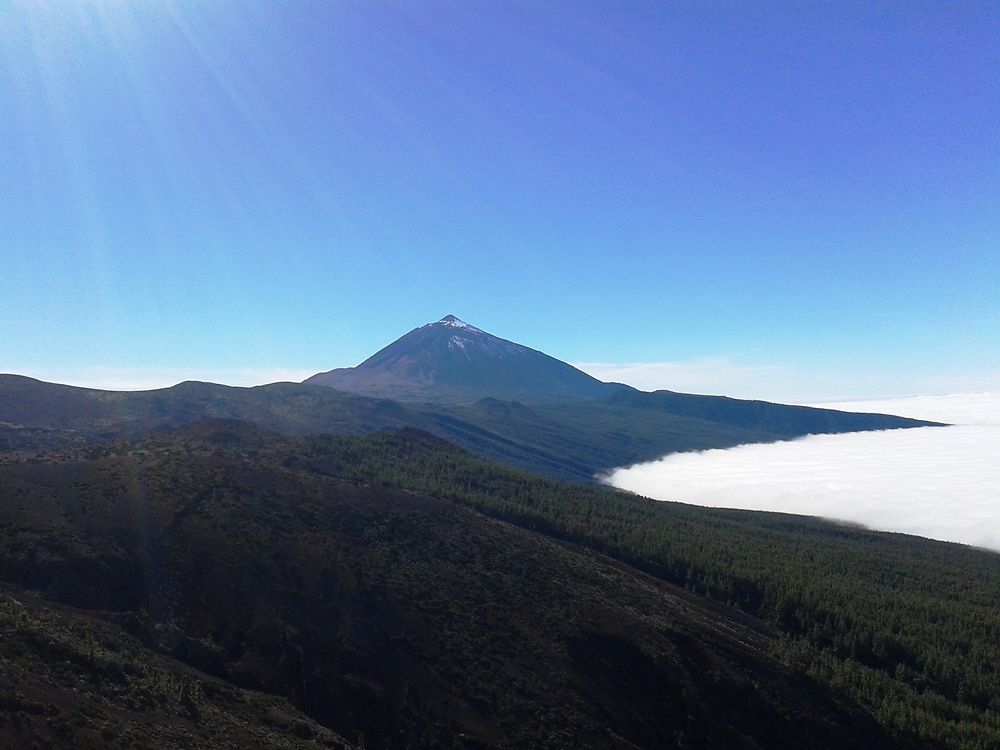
[428,314,482,332]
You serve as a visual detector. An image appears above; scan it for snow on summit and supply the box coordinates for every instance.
[434,315,482,333]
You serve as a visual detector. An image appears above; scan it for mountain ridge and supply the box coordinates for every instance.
[0,372,941,483]
[0,314,945,483]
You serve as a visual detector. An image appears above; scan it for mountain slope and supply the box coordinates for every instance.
[601,388,933,438]
[0,422,905,749]
[304,315,623,402]
[300,315,944,474]
[0,373,941,483]
[0,585,355,750]
[276,427,1000,749]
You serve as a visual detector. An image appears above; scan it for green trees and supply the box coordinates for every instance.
[297,430,1000,749]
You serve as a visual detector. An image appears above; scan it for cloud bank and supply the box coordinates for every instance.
[604,393,1000,551]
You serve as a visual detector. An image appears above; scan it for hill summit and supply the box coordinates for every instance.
[304,315,622,402]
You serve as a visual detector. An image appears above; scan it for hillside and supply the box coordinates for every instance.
[0,584,354,750]
[0,370,939,484]
[297,428,1000,749]
[0,422,904,749]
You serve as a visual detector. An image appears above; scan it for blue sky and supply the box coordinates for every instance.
[1,1,998,400]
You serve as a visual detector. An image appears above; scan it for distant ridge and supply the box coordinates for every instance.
[304,315,626,402]
[0,314,944,482]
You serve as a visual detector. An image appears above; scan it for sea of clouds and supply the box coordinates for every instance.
[603,392,1000,552]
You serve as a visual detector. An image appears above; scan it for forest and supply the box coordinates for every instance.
[2,422,999,748]
[294,428,1000,749]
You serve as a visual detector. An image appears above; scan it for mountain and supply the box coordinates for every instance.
[304,315,624,402]
[0,321,988,748]
[0,372,940,483]
[0,313,943,484]
[4,421,1000,748]
[0,422,910,749]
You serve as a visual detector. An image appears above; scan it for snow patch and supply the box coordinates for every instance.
[448,335,474,359]
[437,315,482,333]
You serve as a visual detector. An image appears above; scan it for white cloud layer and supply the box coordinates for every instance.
[604,393,1000,552]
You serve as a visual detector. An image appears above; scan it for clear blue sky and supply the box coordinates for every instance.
[1,1,998,399]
